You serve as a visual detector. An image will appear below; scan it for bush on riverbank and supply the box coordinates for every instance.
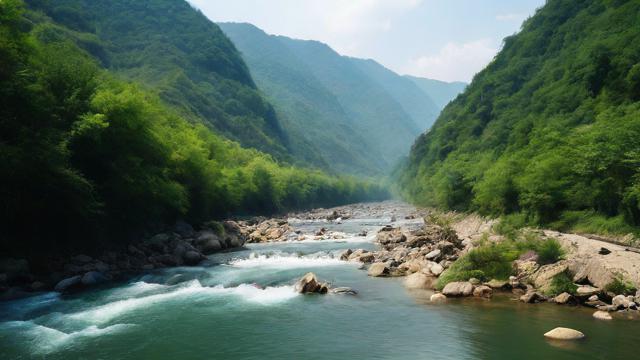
[548,271,577,296]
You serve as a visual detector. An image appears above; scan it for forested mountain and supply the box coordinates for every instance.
[220,23,460,174]
[0,0,388,256]
[28,0,291,159]
[404,76,467,110]
[399,0,640,234]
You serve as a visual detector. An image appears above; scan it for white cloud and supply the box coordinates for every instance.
[189,0,422,57]
[405,39,498,82]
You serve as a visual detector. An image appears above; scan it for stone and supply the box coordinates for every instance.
[485,279,509,289]
[513,260,539,278]
[520,290,541,303]
[576,285,600,297]
[598,247,611,255]
[592,311,612,320]
[430,293,447,302]
[201,238,223,255]
[368,262,390,277]
[531,261,569,293]
[357,253,376,263]
[331,287,358,295]
[543,327,585,340]
[54,275,82,293]
[425,249,442,261]
[340,249,353,261]
[568,258,614,289]
[430,263,444,276]
[612,294,631,309]
[473,285,492,298]
[442,281,474,297]
[554,292,574,305]
[398,259,427,274]
[146,233,170,251]
[183,250,204,266]
[588,295,599,302]
[294,272,329,294]
[468,278,481,285]
[404,272,437,290]
[81,271,109,286]
[174,220,194,237]
[376,227,406,246]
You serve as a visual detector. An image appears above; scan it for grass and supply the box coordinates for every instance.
[548,271,577,296]
[550,210,639,245]
[604,275,637,295]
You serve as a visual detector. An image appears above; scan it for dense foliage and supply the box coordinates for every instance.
[0,0,388,256]
[399,0,640,234]
[220,23,461,175]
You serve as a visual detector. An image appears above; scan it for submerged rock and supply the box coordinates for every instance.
[404,272,437,290]
[543,327,585,340]
[593,311,613,320]
[473,285,492,298]
[331,287,358,295]
[368,262,390,277]
[430,293,447,302]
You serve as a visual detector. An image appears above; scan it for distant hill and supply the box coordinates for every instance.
[220,22,464,175]
[404,76,467,110]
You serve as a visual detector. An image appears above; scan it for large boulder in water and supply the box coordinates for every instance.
[543,327,585,340]
[404,272,437,290]
[367,262,390,277]
[294,272,329,294]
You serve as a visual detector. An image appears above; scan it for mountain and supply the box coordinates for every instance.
[28,0,291,159]
[0,0,388,256]
[404,76,467,110]
[220,22,456,174]
[399,0,640,234]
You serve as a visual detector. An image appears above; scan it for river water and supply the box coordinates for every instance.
[0,203,637,359]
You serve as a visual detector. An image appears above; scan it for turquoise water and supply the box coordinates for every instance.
[0,215,637,359]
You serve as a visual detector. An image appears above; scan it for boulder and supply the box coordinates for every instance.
[430,293,447,302]
[430,263,444,276]
[340,249,353,261]
[425,249,442,261]
[593,311,613,320]
[357,253,376,263]
[183,250,204,266]
[331,287,358,295]
[404,272,437,290]
[513,260,539,278]
[442,281,474,297]
[554,292,574,305]
[376,227,406,246]
[368,262,390,277]
[575,285,600,297]
[81,271,109,286]
[398,259,427,274]
[146,233,170,251]
[568,258,614,289]
[612,294,631,309]
[54,275,82,293]
[520,290,541,303]
[531,261,569,293]
[473,285,492,298]
[201,238,223,255]
[543,327,585,340]
[485,279,509,289]
[294,272,329,294]
[174,220,194,237]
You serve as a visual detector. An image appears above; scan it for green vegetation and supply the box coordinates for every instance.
[0,0,388,256]
[605,275,637,295]
[548,271,577,296]
[437,232,565,289]
[398,0,640,236]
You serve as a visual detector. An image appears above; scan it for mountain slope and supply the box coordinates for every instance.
[399,0,640,233]
[405,76,467,110]
[221,22,440,174]
[29,0,290,159]
[217,23,385,175]
[348,58,440,131]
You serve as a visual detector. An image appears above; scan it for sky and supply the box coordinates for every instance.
[189,0,545,83]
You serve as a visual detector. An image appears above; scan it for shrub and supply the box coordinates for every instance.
[436,243,515,289]
[605,276,637,295]
[548,271,577,296]
[494,213,528,240]
[536,238,565,265]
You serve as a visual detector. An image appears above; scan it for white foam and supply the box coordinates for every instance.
[228,252,351,269]
[0,320,134,354]
[67,280,297,324]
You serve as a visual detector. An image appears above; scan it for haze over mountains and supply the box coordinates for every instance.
[219,22,466,175]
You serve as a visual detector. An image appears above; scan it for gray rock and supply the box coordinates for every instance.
[442,281,474,297]
[554,292,574,305]
[520,290,542,303]
[294,272,328,294]
[593,311,612,320]
[81,271,109,286]
[473,285,492,298]
[612,294,631,309]
[331,287,358,295]
[576,285,600,297]
[484,279,509,289]
[183,250,204,266]
[430,293,447,302]
[425,249,442,261]
[54,275,82,292]
[174,220,194,237]
[404,272,437,290]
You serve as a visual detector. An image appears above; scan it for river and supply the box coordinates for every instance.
[0,202,636,359]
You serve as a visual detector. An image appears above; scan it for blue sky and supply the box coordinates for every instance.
[189,0,544,82]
